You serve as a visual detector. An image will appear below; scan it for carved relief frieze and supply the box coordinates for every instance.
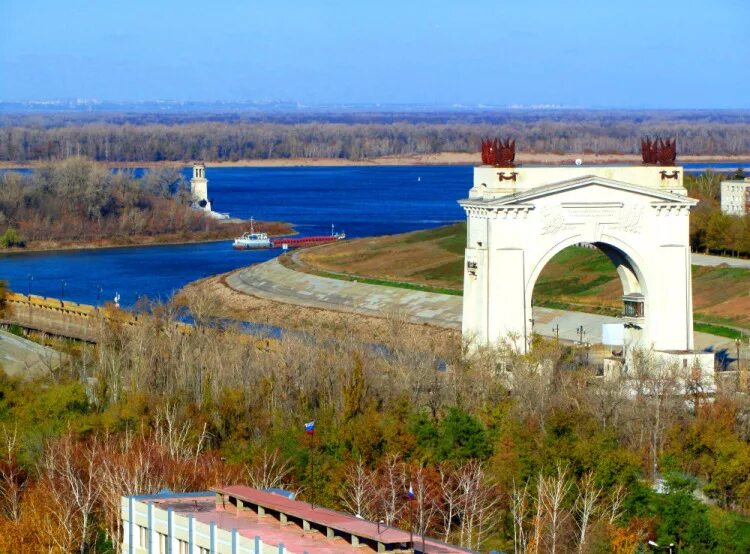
[539,207,566,235]
[615,205,643,233]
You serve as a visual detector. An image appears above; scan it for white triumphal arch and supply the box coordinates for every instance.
[460,163,698,354]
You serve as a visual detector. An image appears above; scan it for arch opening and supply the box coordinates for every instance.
[527,240,649,360]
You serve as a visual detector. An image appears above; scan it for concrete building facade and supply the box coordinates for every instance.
[459,164,698,356]
[122,487,472,554]
[720,177,750,215]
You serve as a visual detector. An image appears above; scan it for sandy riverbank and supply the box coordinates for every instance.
[2,152,750,170]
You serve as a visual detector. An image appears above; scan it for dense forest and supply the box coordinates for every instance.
[0,158,286,248]
[2,110,750,162]
[0,300,748,553]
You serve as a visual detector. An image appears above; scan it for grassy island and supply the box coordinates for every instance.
[0,157,291,252]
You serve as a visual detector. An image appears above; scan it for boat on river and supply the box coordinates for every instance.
[232,217,272,250]
[233,222,346,250]
[271,232,345,250]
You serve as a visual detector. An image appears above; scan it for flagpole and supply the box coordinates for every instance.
[406,482,415,552]
[310,428,315,509]
[305,420,316,510]
[409,497,414,552]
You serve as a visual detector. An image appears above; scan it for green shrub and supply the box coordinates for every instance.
[0,228,25,248]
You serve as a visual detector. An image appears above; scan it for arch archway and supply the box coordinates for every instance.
[460,168,697,353]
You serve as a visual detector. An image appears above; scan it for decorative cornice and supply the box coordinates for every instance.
[651,202,692,216]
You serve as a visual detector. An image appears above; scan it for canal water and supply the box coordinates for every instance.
[0,165,470,306]
[0,162,747,307]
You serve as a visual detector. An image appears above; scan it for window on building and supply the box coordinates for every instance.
[157,532,168,554]
[622,295,645,318]
[198,547,211,554]
[138,525,148,548]
[177,539,190,554]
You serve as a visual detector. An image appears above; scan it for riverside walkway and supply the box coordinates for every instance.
[227,259,622,344]
[226,258,734,349]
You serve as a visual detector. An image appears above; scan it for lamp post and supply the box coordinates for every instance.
[60,280,67,304]
[96,286,103,308]
[577,325,586,345]
[553,323,559,341]
[27,274,33,297]
[648,540,675,553]
[736,337,742,371]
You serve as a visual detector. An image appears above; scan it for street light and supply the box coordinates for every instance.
[27,274,33,297]
[577,325,586,344]
[736,336,742,371]
[96,285,103,308]
[648,540,675,553]
[60,280,67,304]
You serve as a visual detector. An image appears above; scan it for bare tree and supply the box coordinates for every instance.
[41,434,103,554]
[510,480,531,554]
[456,461,502,551]
[438,463,462,543]
[574,472,601,554]
[246,447,295,491]
[539,463,572,554]
[0,424,26,521]
[340,457,376,519]
[376,453,406,526]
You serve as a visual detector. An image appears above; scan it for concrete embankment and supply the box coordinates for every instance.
[1,292,139,342]
[0,329,63,377]
[227,258,463,328]
[1,293,280,353]
[225,258,735,350]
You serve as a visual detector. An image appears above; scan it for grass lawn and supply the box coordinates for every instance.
[298,223,750,333]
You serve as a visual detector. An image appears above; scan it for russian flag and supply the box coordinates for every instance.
[304,420,315,434]
[407,484,415,501]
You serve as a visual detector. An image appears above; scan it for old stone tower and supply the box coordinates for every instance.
[190,163,211,212]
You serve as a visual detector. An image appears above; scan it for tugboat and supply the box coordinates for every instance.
[232,217,272,250]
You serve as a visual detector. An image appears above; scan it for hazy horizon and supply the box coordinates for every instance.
[2,0,749,109]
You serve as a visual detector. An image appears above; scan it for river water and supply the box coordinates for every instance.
[0,163,748,307]
[0,166,470,306]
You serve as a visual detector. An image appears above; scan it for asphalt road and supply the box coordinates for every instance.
[691,253,750,268]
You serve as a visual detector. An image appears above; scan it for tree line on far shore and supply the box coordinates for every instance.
[2,110,750,162]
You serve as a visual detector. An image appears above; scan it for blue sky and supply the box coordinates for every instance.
[1,0,748,108]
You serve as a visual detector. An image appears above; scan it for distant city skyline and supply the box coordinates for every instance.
[1,0,748,109]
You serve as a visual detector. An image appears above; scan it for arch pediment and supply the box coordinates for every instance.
[460,175,698,209]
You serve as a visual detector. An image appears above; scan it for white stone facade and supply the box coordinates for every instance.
[460,165,697,355]
[122,495,275,554]
[190,163,211,212]
[720,178,750,215]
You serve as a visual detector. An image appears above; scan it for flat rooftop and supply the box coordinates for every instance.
[137,487,473,554]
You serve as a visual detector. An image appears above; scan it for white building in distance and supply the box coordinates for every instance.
[190,163,211,212]
[721,177,750,215]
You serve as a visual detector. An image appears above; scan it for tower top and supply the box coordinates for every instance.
[192,163,206,180]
